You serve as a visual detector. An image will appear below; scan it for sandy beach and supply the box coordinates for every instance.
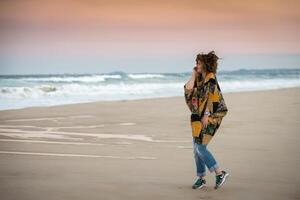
[0,87,299,200]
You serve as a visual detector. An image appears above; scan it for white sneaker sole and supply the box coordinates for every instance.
[198,184,206,189]
[215,172,229,189]
[193,184,206,189]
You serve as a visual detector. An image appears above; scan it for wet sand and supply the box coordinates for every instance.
[0,87,299,200]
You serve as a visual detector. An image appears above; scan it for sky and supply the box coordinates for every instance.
[0,0,300,74]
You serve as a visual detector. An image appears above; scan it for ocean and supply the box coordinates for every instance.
[0,68,299,110]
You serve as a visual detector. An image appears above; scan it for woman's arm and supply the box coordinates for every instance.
[183,68,198,112]
[205,78,228,118]
[184,68,197,90]
[201,78,216,127]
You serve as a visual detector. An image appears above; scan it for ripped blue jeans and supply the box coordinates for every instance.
[193,137,219,177]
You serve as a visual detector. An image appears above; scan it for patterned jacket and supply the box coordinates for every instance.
[184,72,228,144]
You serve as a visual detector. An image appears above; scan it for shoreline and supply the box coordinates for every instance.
[1,86,300,112]
[0,86,299,199]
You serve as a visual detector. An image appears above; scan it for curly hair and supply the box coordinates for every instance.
[196,51,219,73]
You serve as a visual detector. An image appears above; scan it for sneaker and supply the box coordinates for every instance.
[214,170,229,189]
[192,178,206,189]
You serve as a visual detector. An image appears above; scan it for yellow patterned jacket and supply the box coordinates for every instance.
[184,72,228,144]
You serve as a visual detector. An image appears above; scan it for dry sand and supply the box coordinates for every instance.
[0,87,299,200]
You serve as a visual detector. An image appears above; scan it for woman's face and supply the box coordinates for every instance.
[195,60,204,73]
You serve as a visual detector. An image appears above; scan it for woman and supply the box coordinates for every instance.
[184,51,229,190]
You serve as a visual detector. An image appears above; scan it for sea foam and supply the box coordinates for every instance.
[0,68,299,110]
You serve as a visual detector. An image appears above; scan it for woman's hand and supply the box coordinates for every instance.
[192,66,198,78]
[201,115,209,129]
[185,67,198,90]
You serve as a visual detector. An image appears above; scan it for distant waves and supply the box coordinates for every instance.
[0,68,299,110]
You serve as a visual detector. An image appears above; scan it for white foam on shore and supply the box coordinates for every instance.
[0,151,157,160]
[0,139,106,146]
[1,69,299,111]
[119,122,136,126]
[0,124,105,130]
[5,115,94,122]
[113,141,132,145]
[49,125,105,129]
[177,145,192,149]
[0,130,82,140]
[0,125,190,143]
[0,126,153,142]
[152,139,191,143]
[57,132,154,142]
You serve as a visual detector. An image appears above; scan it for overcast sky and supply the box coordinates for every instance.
[0,0,300,74]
